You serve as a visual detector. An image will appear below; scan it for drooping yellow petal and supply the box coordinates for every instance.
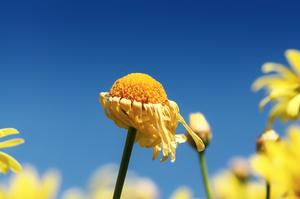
[0,128,19,138]
[177,114,205,152]
[0,138,24,149]
[286,49,300,75]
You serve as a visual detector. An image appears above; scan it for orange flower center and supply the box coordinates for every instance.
[109,73,168,104]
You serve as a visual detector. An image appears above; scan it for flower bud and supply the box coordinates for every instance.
[229,158,251,182]
[187,113,212,148]
[256,128,280,152]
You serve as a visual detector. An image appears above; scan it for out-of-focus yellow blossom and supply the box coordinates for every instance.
[0,128,24,174]
[229,157,251,181]
[252,49,300,125]
[61,188,86,199]
[187,112,212,147]
[169,187,193,199]
[63,164,160,199]
[251,126,300,198]
[100,73,204,162]
[210,157,281,199]
[212,169,265,199]
[0,166,60,199]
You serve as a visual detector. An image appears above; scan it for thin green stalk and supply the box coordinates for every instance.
[198,151,212,199]
[113,127,137,199]
[266,181,270,199]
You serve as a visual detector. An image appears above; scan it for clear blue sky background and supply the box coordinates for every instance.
[1,0,300,198]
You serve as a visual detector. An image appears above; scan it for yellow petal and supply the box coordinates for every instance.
[259,97,271,110]
[0,128,19,138]
[287,94,300,117]
[262,63,297,80]
[0,138,24,149]
[250,155,272,180]
[286,49,300,75]
[175,134,187,144]
[178,114,205,152]
[252,75,281,91]
[0,152,22,173]
[41,170,61,199]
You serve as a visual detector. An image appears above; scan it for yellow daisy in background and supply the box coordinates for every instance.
[211,157,270,199]
[62,189,86,199]
[0,128,24,174]
[252,49,300,125]
[0,166,60,199]
[100,73,204,162]
[62,164,160,199]
[169,187,193,199]
[251,126,300,198]
[212,169,265,199]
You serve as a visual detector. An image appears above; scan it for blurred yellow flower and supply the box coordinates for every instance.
[63,164,160,199]
[0,128,24,174]
[212,169,265,199]
[251,126,300,198]
[0,166,60,199]
[252,49,300,124]
[100,73,204,162]
[169,187,193,199]
[61,189,86,199]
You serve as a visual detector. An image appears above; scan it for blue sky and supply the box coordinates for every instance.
[0,0,300,198]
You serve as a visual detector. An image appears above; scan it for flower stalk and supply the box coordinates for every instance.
[266,181,270,199]
[198,151,212,199]
[113,127,137,199]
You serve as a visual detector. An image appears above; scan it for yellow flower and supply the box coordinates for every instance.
[212,170,265,199]
[100,73,204,162]
[0,128,24,174]
[169,187,193,199]
[63,164,160,199]
[251,126,300,198]
[229,157,251,181]
[252,49,300,124]
[0,166,60,199]
[61,189,86,199]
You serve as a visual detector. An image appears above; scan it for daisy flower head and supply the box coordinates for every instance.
[251,126,300,198]
[252,49,300,125]
[100,73,205,162]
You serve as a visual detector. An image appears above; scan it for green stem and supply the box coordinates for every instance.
[266,181,270,199]
[198,151,212,199]
[113,127,137,199]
